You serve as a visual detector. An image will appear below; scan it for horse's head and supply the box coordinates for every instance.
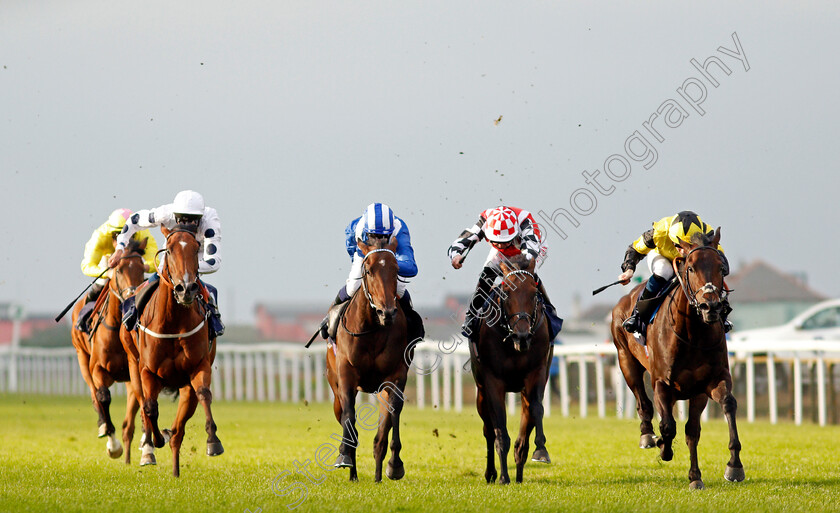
[111,237,148,301]
[675,227,727,324]
[161,225,202,306]
[499,255,540,352]
[357,236,399,327]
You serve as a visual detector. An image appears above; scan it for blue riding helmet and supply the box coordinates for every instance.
[360,203,395,236]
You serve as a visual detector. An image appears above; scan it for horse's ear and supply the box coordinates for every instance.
[161,225,171,237]
[139,237,148,250]
[387,236,398,252]
[357,238,370,255]
[711,226,721,246]
[676,238,691,257]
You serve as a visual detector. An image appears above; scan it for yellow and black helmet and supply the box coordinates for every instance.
[668,211,711,245]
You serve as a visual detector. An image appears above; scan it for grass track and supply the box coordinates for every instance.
[1,394,839,513]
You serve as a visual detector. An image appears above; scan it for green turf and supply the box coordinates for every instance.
[1,394,839,513]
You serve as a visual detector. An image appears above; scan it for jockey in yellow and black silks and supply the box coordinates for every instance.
[76,208,158,332]
[617,211,732,335]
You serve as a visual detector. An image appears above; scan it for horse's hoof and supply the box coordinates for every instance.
[161,429,173,445]
[106,440,123,459]
[140,453,156,466]
[660,449,673,462]
[724,465,745,482]
[689,479,705,490]
[531,448,551,463]
[206,441,224,457]
[639,434,657,449]
[485,470,497,483]
[98,424,108,438]
[386,462,405,480]
[498,475,510,485]
[334,454,354,468]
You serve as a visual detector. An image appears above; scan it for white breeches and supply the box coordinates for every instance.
[345,254,409,298]
[647,250,675,280]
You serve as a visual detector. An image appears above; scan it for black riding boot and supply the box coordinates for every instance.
[76,282,105,332]
[461,267,499,339]
[623,273,671,335]
[400,290,425,344]
[319,287,351,340]
[722,299,734,333]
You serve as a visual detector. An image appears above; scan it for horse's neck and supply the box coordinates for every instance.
[345,292,375,332]
[150,283,198,327]
[105,288,122,322]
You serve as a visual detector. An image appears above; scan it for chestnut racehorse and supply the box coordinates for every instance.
[70,237,147,463]
[611,228,744,489]
[121,225,223,477]
[325,236,412,482]
[469,255,552,484]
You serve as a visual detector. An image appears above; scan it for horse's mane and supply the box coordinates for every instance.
[690,231,713,247]
[125,237,143,255]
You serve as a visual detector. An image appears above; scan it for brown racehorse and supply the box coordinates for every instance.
[325,236,412,482]
[70,237,148,463]
[611,228,744,489]
[121,225,223,477]
[469,255,552,484]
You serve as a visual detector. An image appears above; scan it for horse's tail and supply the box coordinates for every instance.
[162,387,179,402]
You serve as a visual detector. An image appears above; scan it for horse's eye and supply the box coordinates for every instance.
[687,266,694,273]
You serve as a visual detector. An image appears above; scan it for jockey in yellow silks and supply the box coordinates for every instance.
[617,211,732,335]
[76,208,158,331]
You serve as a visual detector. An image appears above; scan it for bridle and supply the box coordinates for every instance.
[110,252,144,302]
[673,246,728,311]
[342,248,398,337]
[497,269,545,343]
[157,227,199,293]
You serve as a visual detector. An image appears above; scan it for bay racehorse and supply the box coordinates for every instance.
[71,237,147,463]
[325,236,411,482]
[469,255,552,484]
[610,228,744,489]
[121,225,223,477]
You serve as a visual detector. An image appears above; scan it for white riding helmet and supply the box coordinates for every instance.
[173,190,205,216]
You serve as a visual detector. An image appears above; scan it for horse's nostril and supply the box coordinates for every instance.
[174,284,185,293]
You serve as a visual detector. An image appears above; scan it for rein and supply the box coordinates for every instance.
[497,269,545,343]
[667,246,728,348]
[342,248,398,338]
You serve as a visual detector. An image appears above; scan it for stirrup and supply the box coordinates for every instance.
[122,306,138,331]
[724,319,734,333]
[622,314,641,334]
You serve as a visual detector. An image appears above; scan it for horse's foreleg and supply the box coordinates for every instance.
[335,385,359,482]
[653,381,676,461]
[476,386,496,483]
[385,383,406,481]
[484,380,510,485]
[530,378,550,464]
[513,393,534,484]
[122,382,140,465]
[140,369,166,454]
[190,365,224,458]
[686,394,709,489]
[616,348,655,448]
[709,378,745,482]
[372,391,393,483]
[73,347,103,435]
[168,386,199,478]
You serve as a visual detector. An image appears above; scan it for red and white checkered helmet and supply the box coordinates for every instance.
[484,207,519,243]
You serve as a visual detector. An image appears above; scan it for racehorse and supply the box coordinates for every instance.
[610,228,744,489]
[121,225,223,477]
[469,255,552,484]
[70,237,147,463]
[325,236,411,482]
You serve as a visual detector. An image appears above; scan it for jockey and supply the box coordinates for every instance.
[617,210,732,334]
[448,206,562,341]
[318,203,424,344]
[75,208,158,332]
[109,190,225,338]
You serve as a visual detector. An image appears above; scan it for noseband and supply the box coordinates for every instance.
[673,246,728,311]
[159,228,199,292]
[498,269,544,343]
[111,252,144,302]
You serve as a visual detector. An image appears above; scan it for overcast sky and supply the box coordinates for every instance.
[2,1,838,324]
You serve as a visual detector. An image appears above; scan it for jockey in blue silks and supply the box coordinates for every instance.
[318,203,424,344]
